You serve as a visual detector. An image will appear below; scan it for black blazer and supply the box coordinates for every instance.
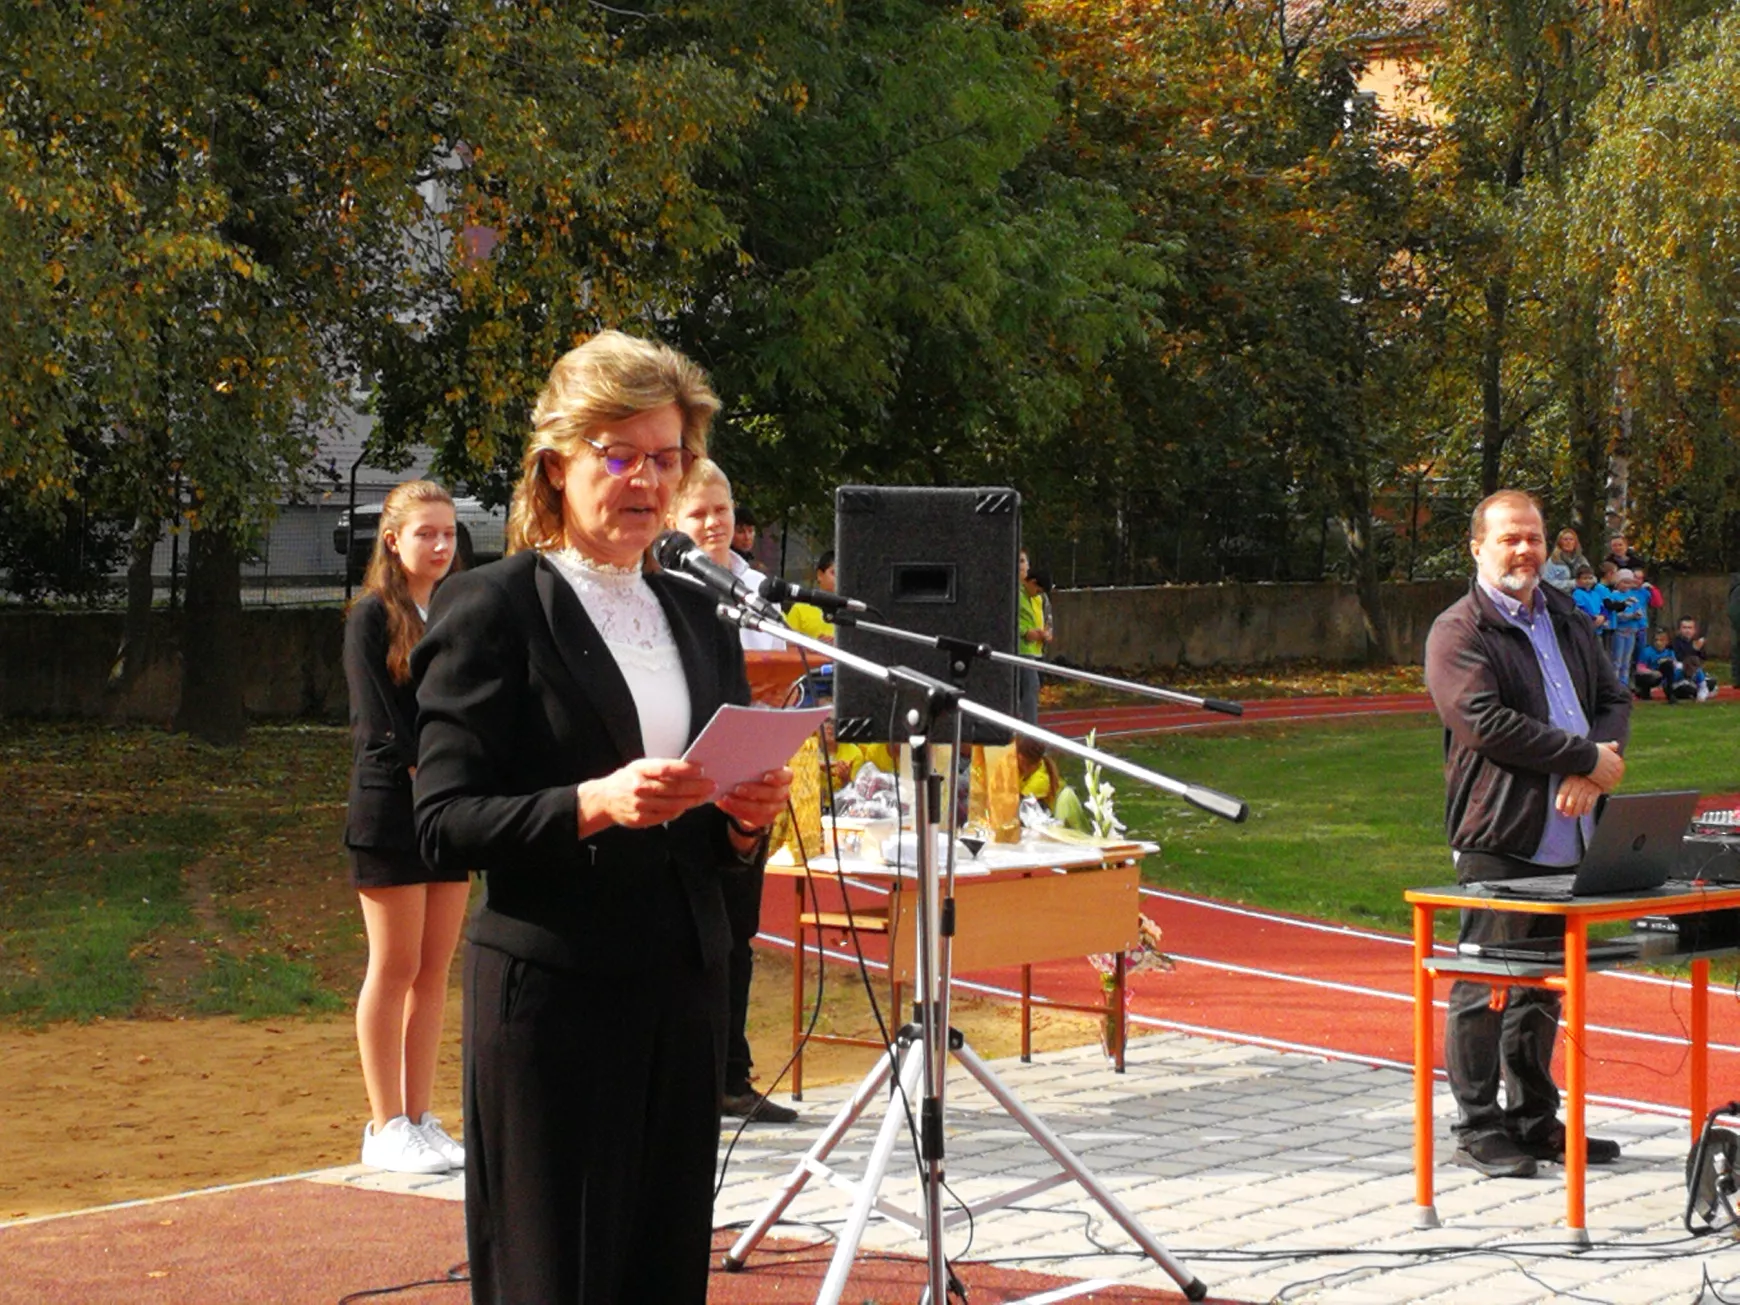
[411,550,752,974]
[343,593,420,852]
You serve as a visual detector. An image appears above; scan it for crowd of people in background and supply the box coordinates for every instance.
[1549,527,1720,702]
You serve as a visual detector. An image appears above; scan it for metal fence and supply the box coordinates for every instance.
[0,482,407,609]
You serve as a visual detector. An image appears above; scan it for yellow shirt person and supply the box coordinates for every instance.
[785,550,838,643]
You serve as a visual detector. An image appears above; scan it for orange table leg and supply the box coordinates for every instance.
[1692,957,1711,1141]
[1114,951,1128,1074]
[1021,963,1033,1063]
[1564,918,1589,1243]
[1413,902,1440,1227]
[791,878,806,1100]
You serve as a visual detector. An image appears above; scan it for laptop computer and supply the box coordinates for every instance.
[1469,789,1702,902]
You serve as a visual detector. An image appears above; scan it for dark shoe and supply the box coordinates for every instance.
[1515,1125,1621,1165]
[721,1090,799,1124]
[1452,1133,1538,1178]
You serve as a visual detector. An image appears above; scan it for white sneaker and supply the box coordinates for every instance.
[361,1115,451,1174]
[1698,681,1711,701]
[416,1112,466,1169]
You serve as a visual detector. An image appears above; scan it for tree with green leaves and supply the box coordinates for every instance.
[3,1,436,740]
[1567,5,1740,567]
[1019,0,1439,654]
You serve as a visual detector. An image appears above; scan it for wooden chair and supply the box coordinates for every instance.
[789,872,904,1099]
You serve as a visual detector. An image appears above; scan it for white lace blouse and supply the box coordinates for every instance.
[544,549,692,759]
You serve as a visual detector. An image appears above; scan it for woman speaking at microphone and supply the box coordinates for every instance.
[411,331,793,1304]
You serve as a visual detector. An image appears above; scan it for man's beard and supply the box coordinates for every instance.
[1496,568,1536,594]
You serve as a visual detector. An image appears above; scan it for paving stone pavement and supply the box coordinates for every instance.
[710,1033,1740,1304]
[327,1030,1740,1303]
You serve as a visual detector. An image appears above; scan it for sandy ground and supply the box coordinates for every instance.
[1,949,1101,1221]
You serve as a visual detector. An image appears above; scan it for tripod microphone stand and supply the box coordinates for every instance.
[705,602,1243,1304]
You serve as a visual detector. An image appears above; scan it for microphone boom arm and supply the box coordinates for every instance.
[837,615,1241,717]
[719,603,1247,823]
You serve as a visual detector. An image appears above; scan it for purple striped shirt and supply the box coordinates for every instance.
[1479,579,1596,867]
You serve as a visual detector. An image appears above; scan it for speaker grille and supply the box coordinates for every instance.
[833,485,1019,744]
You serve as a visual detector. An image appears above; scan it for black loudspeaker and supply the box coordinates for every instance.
[1686,1102,1740,1234]
[833,485,1020,745]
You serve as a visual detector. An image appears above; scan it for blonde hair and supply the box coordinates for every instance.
[671,456,732,509]
[358,479,456,684]
[506,331,720,555]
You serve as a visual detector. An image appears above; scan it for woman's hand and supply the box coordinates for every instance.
[716,766,794,835]
[577,759,717,837]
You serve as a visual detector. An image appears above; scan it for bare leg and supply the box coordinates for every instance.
[357,885,429,1130]
[402,880,471,1121]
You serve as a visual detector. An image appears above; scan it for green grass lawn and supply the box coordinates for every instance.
[3,703,1736,1023]
[0,723,357,1023]
[1100,705,1740,938]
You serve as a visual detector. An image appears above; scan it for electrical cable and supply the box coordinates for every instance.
[335,1261,468,1302]
[713,675,829,1197]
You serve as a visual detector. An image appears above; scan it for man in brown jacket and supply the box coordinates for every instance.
[1423,490,1632,1179]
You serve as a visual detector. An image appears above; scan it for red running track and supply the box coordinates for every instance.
[760,883,1740,1118]
[1039,692,1437,739]
[760,694,1740,1121]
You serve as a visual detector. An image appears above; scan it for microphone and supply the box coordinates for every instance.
[756,574,867,615]
[652,532,781,620]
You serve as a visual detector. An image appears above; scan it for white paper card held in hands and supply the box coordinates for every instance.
[682,704,832,793]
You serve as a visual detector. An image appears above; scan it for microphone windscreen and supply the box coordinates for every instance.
[652,530,695,570]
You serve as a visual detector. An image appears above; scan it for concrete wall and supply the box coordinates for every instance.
[3,573,1735,719]
[0,609,346,723]
[1053,573,1738,672]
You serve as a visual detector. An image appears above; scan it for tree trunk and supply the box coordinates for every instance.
[174,528,247,745]
[108,514,161,693]
[1479,276,1509,496]
[1340,505,1394,665]
[1549,288,1605,542]
[1334,449,1393,663]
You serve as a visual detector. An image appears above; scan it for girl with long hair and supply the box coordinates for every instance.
[342,479,469,1174]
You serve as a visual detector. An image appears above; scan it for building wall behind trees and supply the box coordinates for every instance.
[6,576,1732,721]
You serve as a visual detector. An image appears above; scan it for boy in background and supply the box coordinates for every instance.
[1672,617,1716,701]
[1635,630,1679,700]
[1572,566,1608,629]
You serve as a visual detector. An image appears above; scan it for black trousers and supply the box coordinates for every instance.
[1446,850,1566,1145]
[464,944,726,1305]
[1016,664,1041,725]
[719,856,767,1094]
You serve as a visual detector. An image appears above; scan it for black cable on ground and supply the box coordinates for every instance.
[336,1261,468,1303]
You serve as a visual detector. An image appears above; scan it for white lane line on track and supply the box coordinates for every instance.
[757,932,1728,1110]
[1057,707,1437,739]
[767,877,1740,1042]
[1141,887,1422,948]
[1166,953,1740,1054]
[1143,887,1740,992]
[1002,1281,1121,1303]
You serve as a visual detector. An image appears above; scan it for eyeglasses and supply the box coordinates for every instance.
[579,436,693,480]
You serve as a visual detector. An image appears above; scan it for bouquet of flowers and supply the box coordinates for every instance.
[1087,913,1171,1059]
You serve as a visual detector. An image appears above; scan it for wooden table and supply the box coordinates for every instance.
[744,649,830,707]
[1406,880,1740,1240]
[768,838,1151,1096]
